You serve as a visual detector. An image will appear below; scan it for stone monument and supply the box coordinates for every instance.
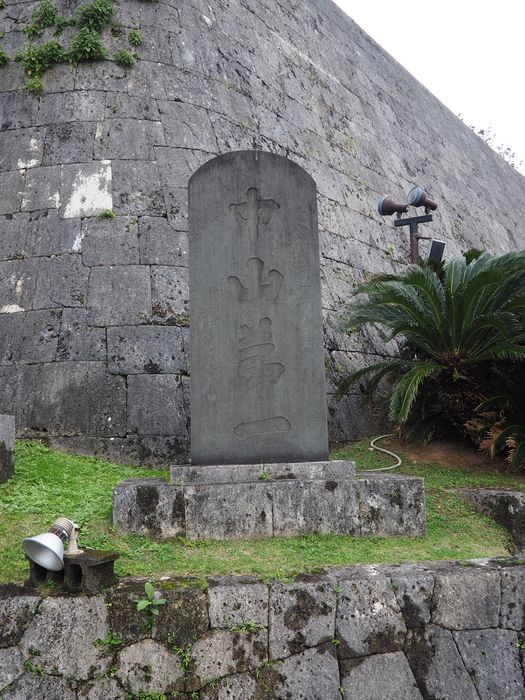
[189,151,328,465]
[113,152,426,540]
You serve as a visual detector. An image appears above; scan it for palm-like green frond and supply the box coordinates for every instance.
[388,362,442,423]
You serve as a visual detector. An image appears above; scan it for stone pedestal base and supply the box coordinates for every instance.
[0,414,15,483]
[113,461,426,540]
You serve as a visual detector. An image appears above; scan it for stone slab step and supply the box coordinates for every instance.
[170,460,356,484]
[113,471,426,541]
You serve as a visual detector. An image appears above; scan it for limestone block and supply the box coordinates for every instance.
[138,217,188,266]
[0,126,44,171]
[269,579,336,659]
[112,478,185,538]
[170,460,356,484]
[94,118,165,161]
[355,475,426,536]
[81,216,139,266]
[184,482,273,540]
[151,265,189,323]
[164,186,188,230]
[190,628,267,689]
[271,479,360,536]
[42,122,96,166]
[341,652,423,700]
[0,414,15,483]
[77,678,126,700]
[33,255,89,309]
[108,325,185,375]
[0,171,24,216]
[21,165,60,211]
[0,594,40,648]
[127,374,188,436]
[200,672,265,700]
[336,575,407,658]
[60,161,112,219]
[0,259,39,312]
[404,625,479,700]
[152,587,209,647]
[116,639,184,695]
[208,578,268,628]
[500,567,525,630]
[112,160,164,216]
[13,362,127,437]
[456,488,525,550]
[269,645,340,700]
[104,93,160,121]
[389,571,435,628]
[453,628,524,700]
[20,596,109,679]
[431,568,500,629]
[87,265,151,326]
[25,210,81,256]
[160,102,218,152]
[56,308,106,362]
[1,672,76,700]
[0,647,24,691]
[0,213,30,261]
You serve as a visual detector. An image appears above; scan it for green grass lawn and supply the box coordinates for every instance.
[0,439,523,585]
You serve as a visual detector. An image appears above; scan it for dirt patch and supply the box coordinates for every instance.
[383,436,525,480]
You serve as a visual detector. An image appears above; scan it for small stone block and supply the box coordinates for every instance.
[113,478,185,538]
[456,488,525,550]
[170,460,356,484]
[63,550,119,594]
[0,414,15,483]
[185,482,273,540]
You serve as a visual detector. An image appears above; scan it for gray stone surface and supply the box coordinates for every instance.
[1,672,77,700]
[456,488,525,550]
[108,325,186,375]
[116,639,184,695]
[500,566,525,630]
[453,628,525,700]
[431,568,501,630]
[390,571,435,628]
[341,652,423,699]
[87,265,151,326]
[269,580,336,659]
[356,475,427,536]
[0,414,15,483]
[336,575,407,658]
[127,374,188,436]
[271,478,361,536]
[190,628,267,689]
[113,478,185,538]
[19,596,109,679]
[404,624,480,700]
[189,151,328,466]
[1,560,525,697]
[208,579,268,628]
[0,647,24,692]
[113,471,425,540]
[185,482,274,540]
[0,594,40,648]
[81,216,139,266]
[269,645,341,700]
[171,460,356,484]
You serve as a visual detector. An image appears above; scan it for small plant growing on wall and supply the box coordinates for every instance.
[136,581,167,629]
[0,0,146,93]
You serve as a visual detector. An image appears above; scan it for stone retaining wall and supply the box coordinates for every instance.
[1,0,524,465]
[1,558,525,699]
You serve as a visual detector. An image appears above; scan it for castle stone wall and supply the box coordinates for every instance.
[1,0,524,465]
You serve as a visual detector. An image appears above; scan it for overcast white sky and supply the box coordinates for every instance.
[332,0,525,175]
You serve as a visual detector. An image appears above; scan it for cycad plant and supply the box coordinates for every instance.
[338,250,525,446]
